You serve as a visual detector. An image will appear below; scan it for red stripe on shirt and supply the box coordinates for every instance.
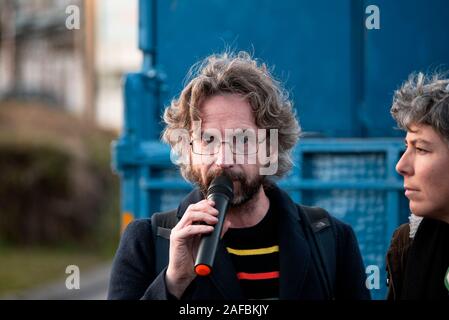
[236,271,280,280]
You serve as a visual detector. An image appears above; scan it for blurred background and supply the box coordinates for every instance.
[0,0,139,299]
[1,0,449,300]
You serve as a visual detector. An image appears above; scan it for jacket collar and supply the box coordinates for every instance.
[176,183,311,299]
[266,185,311,299]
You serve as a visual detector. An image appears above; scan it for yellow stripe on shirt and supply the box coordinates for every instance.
[226,245,279,256]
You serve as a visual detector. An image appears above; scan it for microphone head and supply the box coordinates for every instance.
[207,174,234,201]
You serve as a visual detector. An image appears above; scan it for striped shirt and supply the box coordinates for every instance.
[223,206,279,300]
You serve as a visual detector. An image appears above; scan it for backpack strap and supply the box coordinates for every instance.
[301,205,337,300]
[151,209,178,274]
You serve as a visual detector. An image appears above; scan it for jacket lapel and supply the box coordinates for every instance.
[267,187,312,299]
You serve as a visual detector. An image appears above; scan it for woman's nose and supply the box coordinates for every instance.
[396,150,414,176]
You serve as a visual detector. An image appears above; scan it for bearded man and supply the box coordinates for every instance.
[108,52,370,300]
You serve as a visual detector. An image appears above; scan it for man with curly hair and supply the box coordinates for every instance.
[108,52,370,300]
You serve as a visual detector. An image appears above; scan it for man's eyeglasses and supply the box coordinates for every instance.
[190,134,265,156]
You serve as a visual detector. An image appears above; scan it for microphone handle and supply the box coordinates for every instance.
[194,193,230,274]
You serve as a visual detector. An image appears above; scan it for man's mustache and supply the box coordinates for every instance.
[205,169,245,187]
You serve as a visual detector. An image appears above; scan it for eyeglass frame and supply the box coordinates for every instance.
[189,133,268,156]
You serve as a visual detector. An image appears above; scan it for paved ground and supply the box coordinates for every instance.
[1,263,111,300]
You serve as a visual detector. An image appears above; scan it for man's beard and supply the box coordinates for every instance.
[190,167,264,208]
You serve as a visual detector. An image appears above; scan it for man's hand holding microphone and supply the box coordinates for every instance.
[165,175,234,299]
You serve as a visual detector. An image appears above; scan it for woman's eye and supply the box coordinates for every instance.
[416,147,428,154]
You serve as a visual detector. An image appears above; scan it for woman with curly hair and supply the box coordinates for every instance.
[387,72,449,300]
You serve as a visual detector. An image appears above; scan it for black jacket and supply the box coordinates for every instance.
[108,184,371,300]
[386,218,449,300]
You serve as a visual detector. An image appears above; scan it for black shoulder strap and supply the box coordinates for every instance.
[151,209,178,274]
[301,205,337,300]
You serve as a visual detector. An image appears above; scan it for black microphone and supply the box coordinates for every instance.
[194,174,234,276]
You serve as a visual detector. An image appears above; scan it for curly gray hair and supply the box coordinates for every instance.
[390,72,449,143]
[162,51,301,180]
